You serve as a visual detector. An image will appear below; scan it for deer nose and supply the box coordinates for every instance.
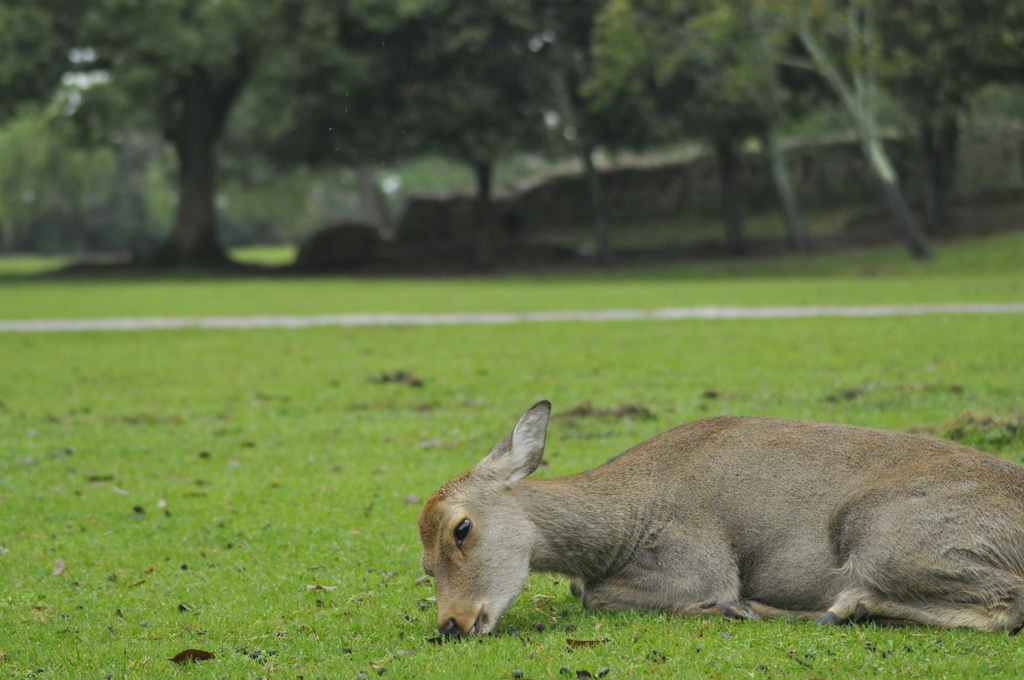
[439,617,464,638]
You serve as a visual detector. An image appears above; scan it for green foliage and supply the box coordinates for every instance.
[398,0,551,167]
[0,1,83,121]
[0,251,1023,677]
[0,105,118,252]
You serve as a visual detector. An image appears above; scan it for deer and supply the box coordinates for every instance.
[418,400,1024,637]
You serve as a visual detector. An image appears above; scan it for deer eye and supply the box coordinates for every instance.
[453,519,472,547]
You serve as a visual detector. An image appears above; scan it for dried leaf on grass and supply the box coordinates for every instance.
[306,585,337,591]
[53,559,65,576]
[169,649,214,664]
[566,639,605,648]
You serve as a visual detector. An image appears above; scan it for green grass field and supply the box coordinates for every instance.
[1,232,1023,679]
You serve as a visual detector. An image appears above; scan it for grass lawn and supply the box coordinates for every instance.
[1,232,1023,679]
[0,230,1023,320]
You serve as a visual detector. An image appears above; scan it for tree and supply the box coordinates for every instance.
[398,0,550,269]
[589,0,774,254]
[877,0,1006,230]
[235,0,544,269]
[538,0,662,263]
[78,0,361,266]
[779,0,933,259]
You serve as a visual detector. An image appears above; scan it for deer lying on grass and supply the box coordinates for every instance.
[418,401,1024,637]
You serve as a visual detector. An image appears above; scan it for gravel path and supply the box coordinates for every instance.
[1,302,1023,333]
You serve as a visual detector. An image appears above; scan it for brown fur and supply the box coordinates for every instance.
[418,402,1024,636]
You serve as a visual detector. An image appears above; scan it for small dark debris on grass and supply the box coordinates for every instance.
[343,646,352,653]
[533,622,545,632]
[369,371,423,387]
[88,475,114,482]
[560,667,572,675]
[576,671,593,679]
[787,650,810,668]
[180,563,188,570]
[115,608,123,618]
[178,603,191,612]
[757,664,767,671]
[721,632,732,639]
[357,674,369,680]
[825,388,862,402]
[377,667,387,675]
[107,573,118,582]
[701,390,719,399]
[132,505,145,515]
[169,649,214,664]
[415,403,433,412]
[199,451,210,458]
[554,401,655,423]
[597,669,609,678]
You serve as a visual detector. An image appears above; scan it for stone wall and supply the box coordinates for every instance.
[396,126,1024,249]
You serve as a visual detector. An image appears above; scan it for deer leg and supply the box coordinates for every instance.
[819,587,1024,633]
[569,578,585,599]
[816,587,878,625]
[579,524,753,620]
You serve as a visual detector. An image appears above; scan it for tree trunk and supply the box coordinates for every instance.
[715,138,744,255]
[861,134,933,260]
[762,130,809,251]
[797,19,933,260]
[581,144,611,264]
[920,116,958,232]
[72,202,88,255]
[0,223,15,253]
[148,68,241,266]
[472,161,493,270]
[356,164,394,239]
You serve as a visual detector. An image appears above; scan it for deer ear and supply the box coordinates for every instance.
[475,401,551,485]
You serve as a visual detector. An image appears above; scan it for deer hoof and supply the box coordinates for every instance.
[816,610,847,625]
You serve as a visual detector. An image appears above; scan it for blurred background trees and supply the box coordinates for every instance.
[1,0,1023,266]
